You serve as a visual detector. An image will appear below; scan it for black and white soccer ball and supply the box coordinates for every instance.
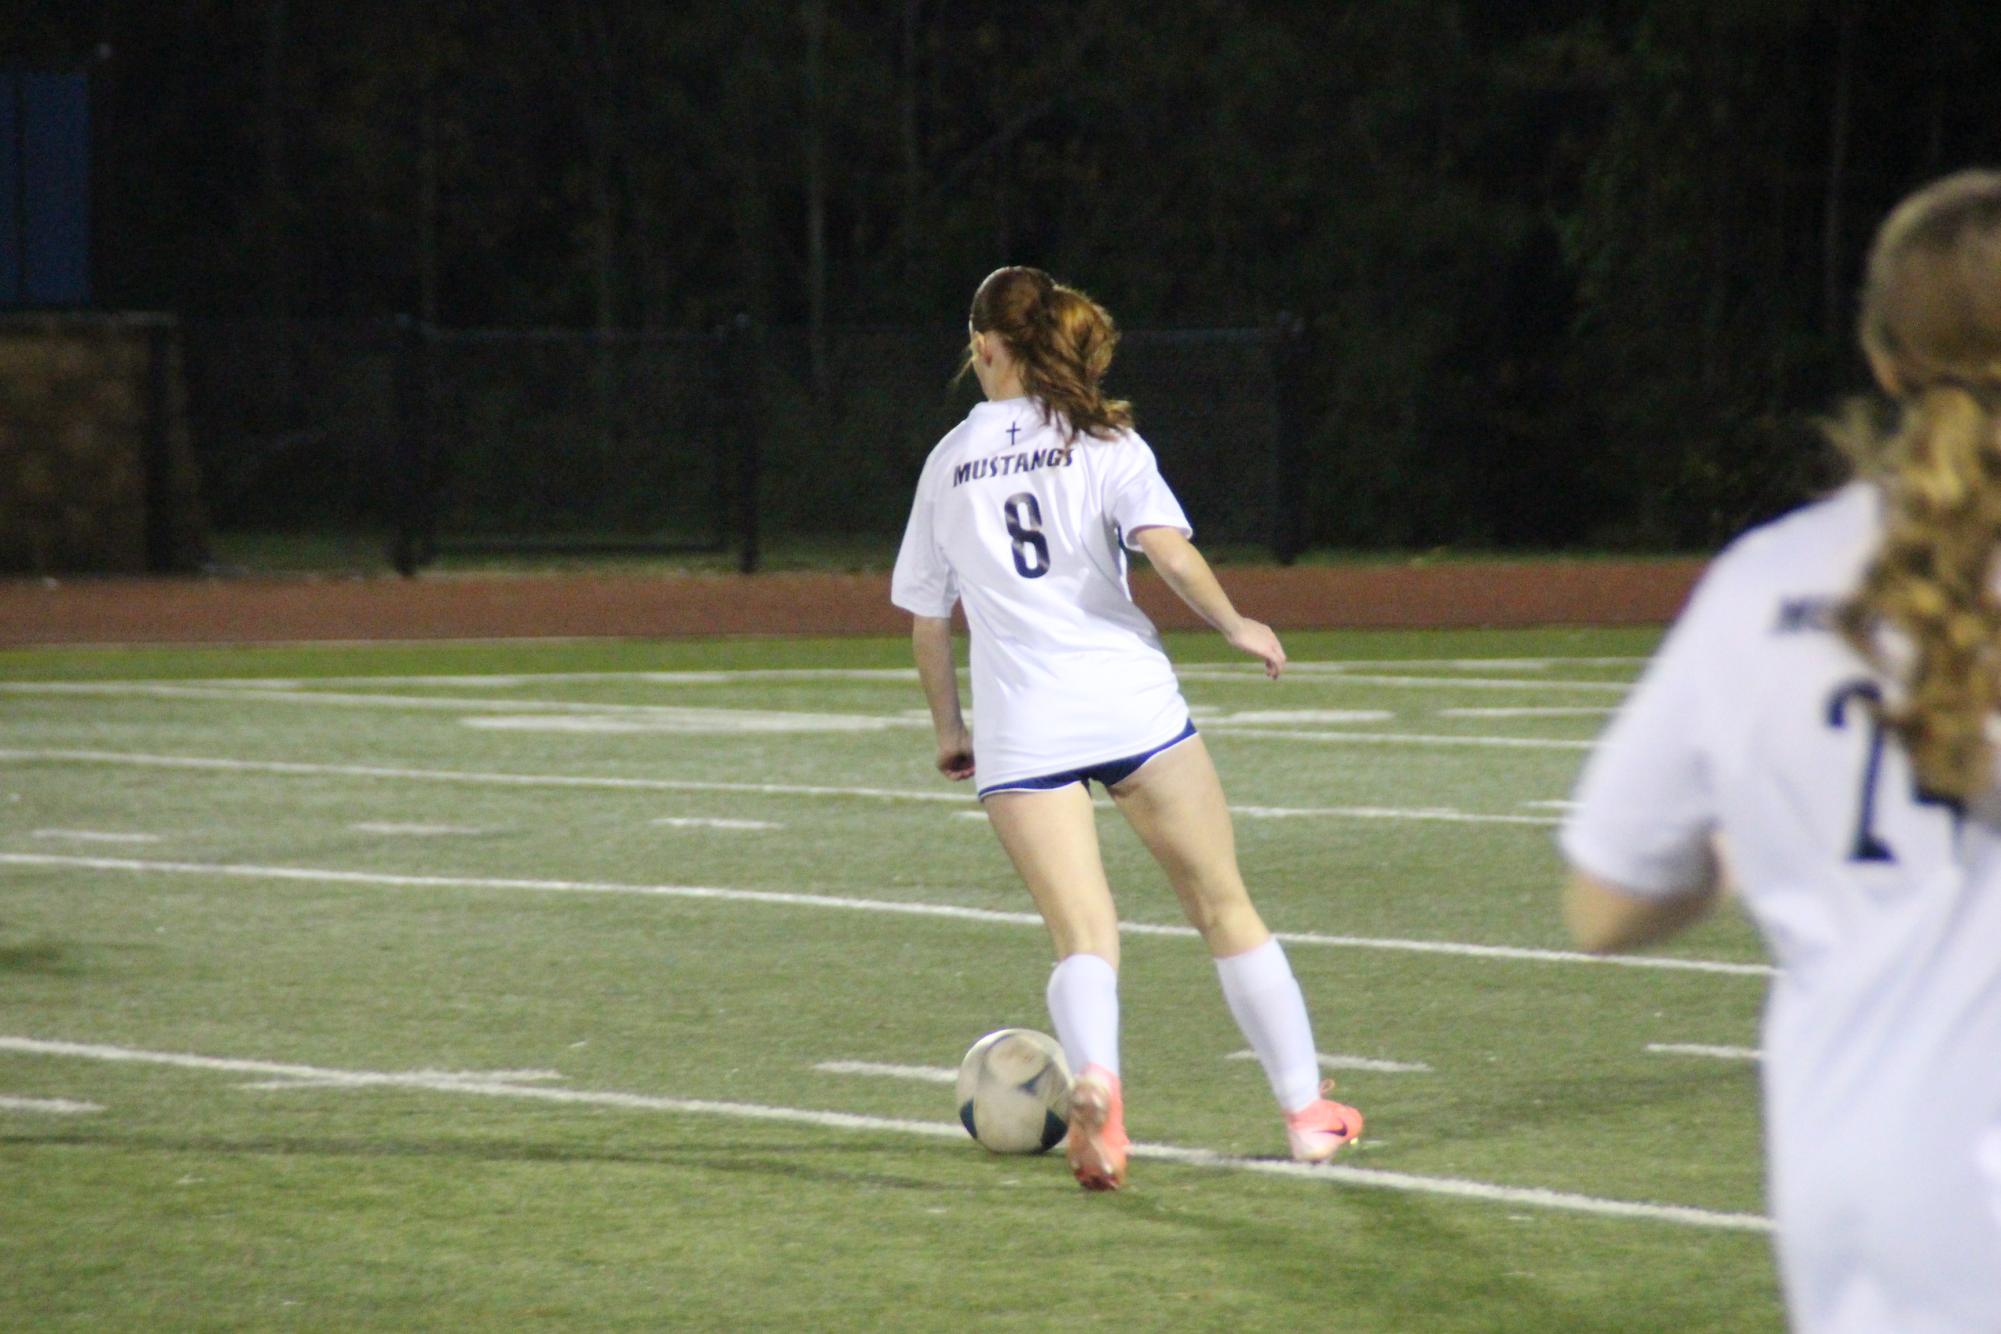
[955,1028,1073,1155]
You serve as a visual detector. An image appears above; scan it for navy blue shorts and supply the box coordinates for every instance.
[976,719,1199,799]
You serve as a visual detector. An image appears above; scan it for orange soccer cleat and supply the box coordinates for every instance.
[1065,1065,1130,1191]
[1285,1083,1364,1163]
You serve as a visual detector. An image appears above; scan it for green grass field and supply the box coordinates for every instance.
[0,628,1786,1330]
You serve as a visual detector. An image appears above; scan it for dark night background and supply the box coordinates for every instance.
[14,1,2001,561]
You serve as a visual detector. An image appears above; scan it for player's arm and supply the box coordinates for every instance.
[1559,567,1731,954]
[1563,865,1720,954]
[1131,525,1285,679]
[911,614,974,781]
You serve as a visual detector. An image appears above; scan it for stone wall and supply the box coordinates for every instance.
[0,313,207,574]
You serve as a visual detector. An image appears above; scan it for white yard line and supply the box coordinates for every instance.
[1647,1043,1762,1063]
[1283,657,1646,673]
[240,1068,566,1091]
[827,1052,1435,1079]
[6,682,1588,746]
[3,684,1592,748]
[0,683,922,733]
[0,749,1569,825]
[349,822,493,837]
[651,817,784,831]
[190,669,926,688]
[0,1035,1765,1232]
[813,1061,959,1084]
[1191,709,1395,725]
[30,829,163,845]
[0,1093,105,1114]
[1226,1050,1433,1075]
[6,671,1639,712]
[0,749,975,805]
[954,802,1556,827]
[1438,707,1617,719]
[1205,728,1593,751]
[6,659,1644,691]
[1233,804,1559,826]
[0,852,1774,978]
[460,714,909,736]
[1180,671,1633,694]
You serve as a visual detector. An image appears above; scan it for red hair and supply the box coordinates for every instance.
[967,266,1133,442]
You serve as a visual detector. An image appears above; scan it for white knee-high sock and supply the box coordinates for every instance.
[1046,953,1120,1078]
[1214,937,1322,1112]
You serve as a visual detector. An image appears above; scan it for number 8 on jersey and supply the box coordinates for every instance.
[1004,492,1050,578]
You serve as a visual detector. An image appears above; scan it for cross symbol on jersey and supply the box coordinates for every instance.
[1006,421,1020,446]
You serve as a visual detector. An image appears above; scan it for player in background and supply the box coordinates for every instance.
[892,266,1361,1191]
[1561,171,2001,1331]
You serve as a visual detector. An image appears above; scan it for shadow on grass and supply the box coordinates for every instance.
[1413,1061,1759,1149]
[1105,1172,1776,1332]
[1064,1171,1606,1333]
[0,941,79,976]
[0,1128,957,1193]
[2,1128,1781,1330]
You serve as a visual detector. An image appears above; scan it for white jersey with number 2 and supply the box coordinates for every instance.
[891,395,1193,789]
[1562,481,2001,1333]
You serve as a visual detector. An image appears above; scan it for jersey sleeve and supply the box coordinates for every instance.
[1559,570,1726,897]
[1106,435,1193,549]
[890,452,959,617]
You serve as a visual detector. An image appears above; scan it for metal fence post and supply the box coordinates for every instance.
[1269,313,1309,565]
[141,316,176,572]
[731,313,762,575]
[390,315,435,576]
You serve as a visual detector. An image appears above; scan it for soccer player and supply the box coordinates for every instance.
[892,266,1362,1191]
[1561,171,2001,1331]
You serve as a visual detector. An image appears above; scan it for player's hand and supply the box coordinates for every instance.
[1227,619,1286,680]
[935,726,975,781]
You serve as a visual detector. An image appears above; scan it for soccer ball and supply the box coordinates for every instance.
[956,1028,1073,1154]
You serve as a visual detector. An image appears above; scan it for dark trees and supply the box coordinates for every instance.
[30,0,2001,548]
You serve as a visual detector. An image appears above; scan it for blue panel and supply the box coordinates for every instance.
[22,73,90,306]
[0,74,20,304]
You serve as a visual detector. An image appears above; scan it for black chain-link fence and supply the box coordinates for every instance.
[418,327,735,557]
[180,318,401,541]
[177,319,1303,574]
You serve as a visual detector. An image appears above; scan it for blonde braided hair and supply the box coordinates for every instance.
[1834,170,2001,799]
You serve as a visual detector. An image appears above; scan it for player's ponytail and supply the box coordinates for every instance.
[1833,170,2001,800]
[967,266,1134,442]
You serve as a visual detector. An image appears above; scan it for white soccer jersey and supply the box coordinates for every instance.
[1562,481,2001,1332]
[890,395,1193,789]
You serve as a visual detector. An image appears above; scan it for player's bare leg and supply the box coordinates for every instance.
[983,784,1119,966]
[1106,736,1264,955]
[1110,737,1362,1161]
[983,784,1128,1188]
